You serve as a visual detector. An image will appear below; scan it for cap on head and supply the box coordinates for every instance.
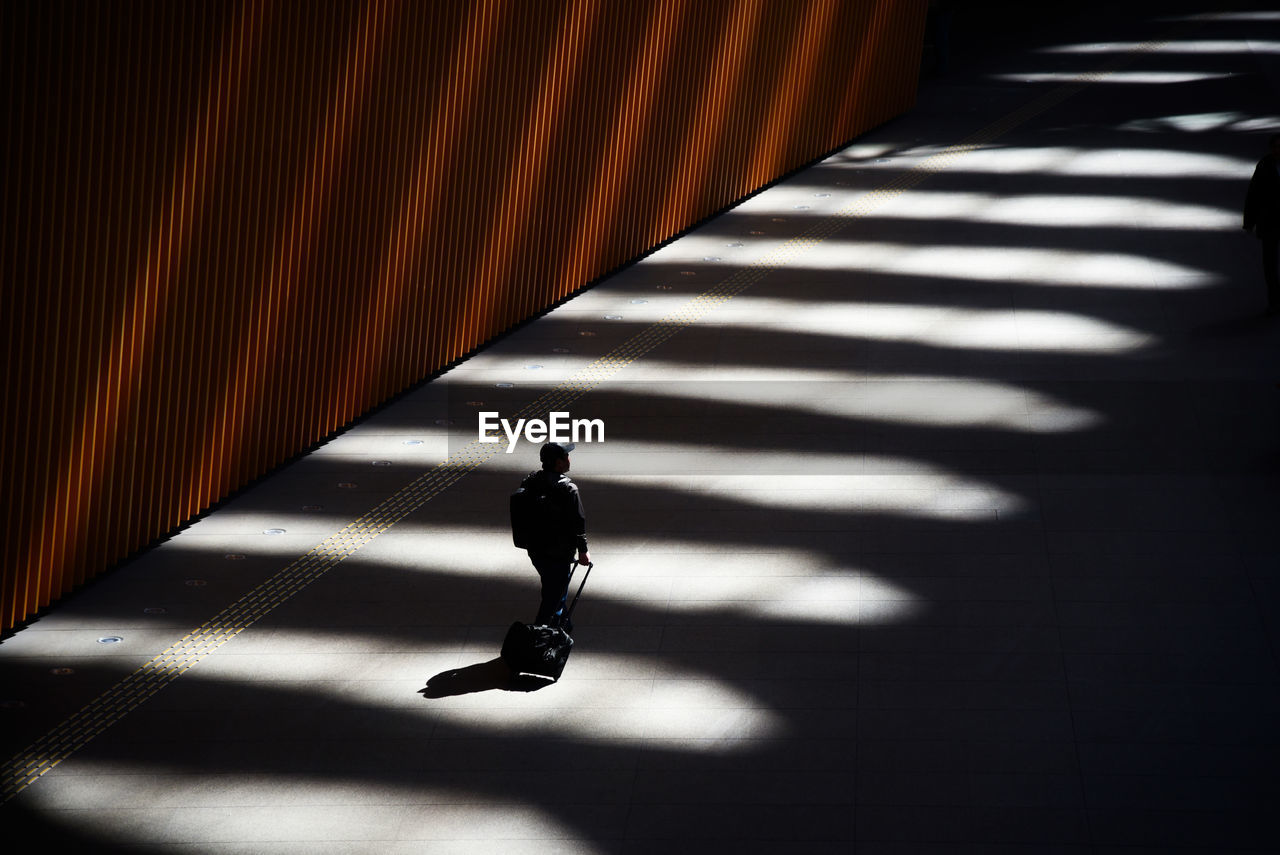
[539,441,576,466]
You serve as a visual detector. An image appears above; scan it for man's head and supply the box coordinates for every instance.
[539,441,575,472]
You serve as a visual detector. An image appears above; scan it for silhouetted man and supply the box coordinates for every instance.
[519,441,589,626]
[1243,133,1280,315]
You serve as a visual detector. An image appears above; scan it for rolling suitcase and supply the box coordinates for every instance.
[501,562,593,681]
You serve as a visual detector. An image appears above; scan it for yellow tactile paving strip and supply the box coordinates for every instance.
[1,27,1183,802]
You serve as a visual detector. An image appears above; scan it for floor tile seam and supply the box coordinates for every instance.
[0,18,1204,808]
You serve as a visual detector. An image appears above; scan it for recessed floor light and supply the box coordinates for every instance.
[403,439,424,446]
[337,482,359,489]
[604,315,622,320]
[51,668,74,676]
[143,608,167,615]
[371,460,392,466]
[496,382,514,388]
[224,553,246,561]
[97,636,123,645]
[263,528,287,535]
[525,364,543,370]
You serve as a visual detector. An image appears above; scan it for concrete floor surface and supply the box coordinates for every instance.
[3,4,1278,852]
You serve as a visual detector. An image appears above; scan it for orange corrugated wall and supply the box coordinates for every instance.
[0,0,927,633]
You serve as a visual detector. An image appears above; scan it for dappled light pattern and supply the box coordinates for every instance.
[3,4,1278,852]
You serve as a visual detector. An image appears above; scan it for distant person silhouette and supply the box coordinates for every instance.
[1243,133,1280,316]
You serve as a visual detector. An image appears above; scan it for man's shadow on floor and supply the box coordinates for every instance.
[420,658,553,697]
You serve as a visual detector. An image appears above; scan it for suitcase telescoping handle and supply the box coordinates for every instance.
[564,561,593,621]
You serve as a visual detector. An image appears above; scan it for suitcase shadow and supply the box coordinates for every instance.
[419,658,551,697]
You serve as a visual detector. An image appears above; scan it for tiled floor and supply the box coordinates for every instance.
[3,4,1279,853]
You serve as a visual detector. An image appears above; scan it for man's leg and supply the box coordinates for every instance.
[529,551,573,624]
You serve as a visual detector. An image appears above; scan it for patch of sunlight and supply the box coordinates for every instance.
[679,470,1026,516]
[1040,39,1280,54]
[798,241,1210,288]
[750,574,921,624]
[634,373,1104,432]
[667,232,1211,287]
[732,190,1234,229]
[992,70,1233,84]
[427,652,787,749]
[1117,111,1280,134]
[914,191,1232,228]
[719,298,1153,352]
[27,764,612,849]
[576,544,921,625]
[159,523,348,551]
[573,447,1031,516]
[263,369,1105,478]
[839,141,899,160]
[1193,12,1280,23]
[180,536,922,629]
[831,145,1252,179]
[309,432,450,460]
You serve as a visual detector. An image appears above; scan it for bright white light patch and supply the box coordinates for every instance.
[665,232,1210,287]
[756,300,1150,350]
[1117,111,1240,132]
[1191,13,1280,23]
[724,190,1233,230]
[799,241,1207,288]
[930,191,1228,229]
[992,71,1233,84]
[587,456,1027,519]
[660,569,920,625]
[429,653,786,749]
[869,146,1250,179]
[605,370,1103,433]
[1040,40,1280,54]
[1121,112,1280,134]
[26,765,611,848]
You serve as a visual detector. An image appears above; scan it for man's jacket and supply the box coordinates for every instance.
[518,469,588,553]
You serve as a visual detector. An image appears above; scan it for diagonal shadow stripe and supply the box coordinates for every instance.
[0,16,1204,802]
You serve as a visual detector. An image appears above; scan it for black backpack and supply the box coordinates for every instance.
[510,473,560,549]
